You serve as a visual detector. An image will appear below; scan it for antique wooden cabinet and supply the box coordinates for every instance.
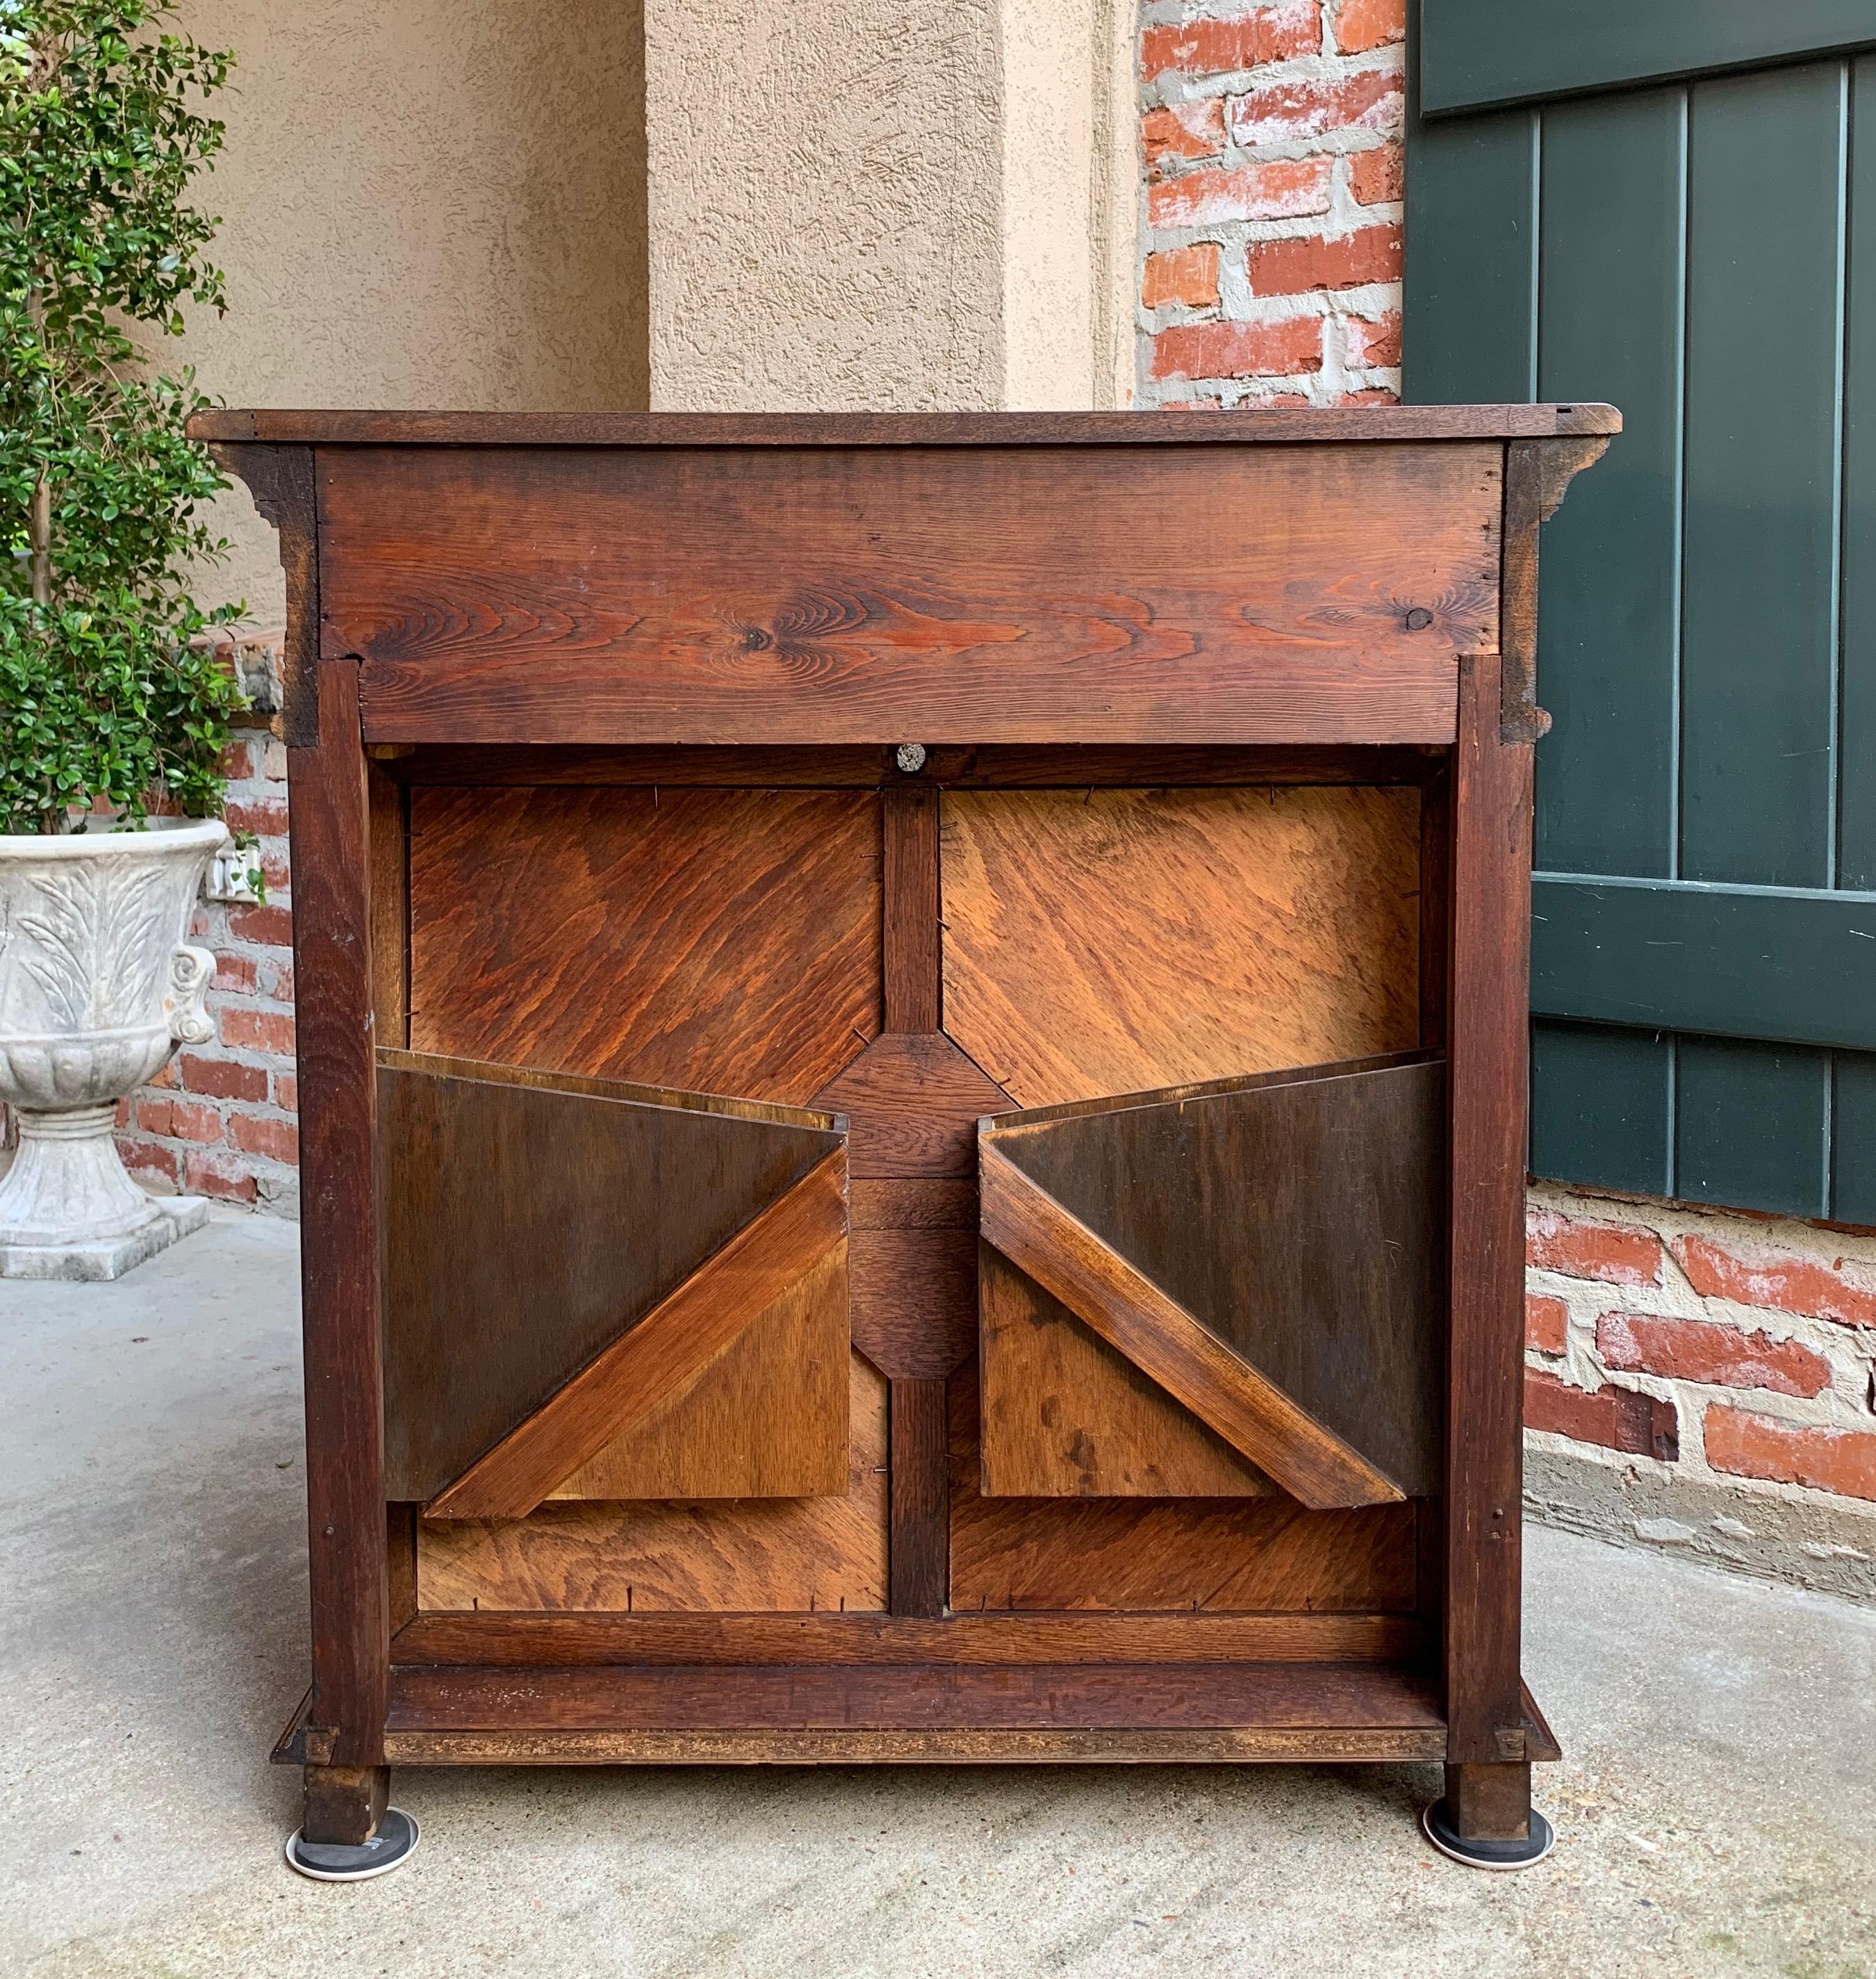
[197,405,1615,1876]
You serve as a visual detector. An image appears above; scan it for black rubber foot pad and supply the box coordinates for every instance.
[1422,1798,1555,1871]
[285,1806,420,1882]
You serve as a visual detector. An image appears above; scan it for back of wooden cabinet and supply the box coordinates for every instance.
[375,754,1445,1622]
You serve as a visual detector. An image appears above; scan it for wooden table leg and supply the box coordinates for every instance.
[302,1763,388,1848]
[1445,1760,1531,1843]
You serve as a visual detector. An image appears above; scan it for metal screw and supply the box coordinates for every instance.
[895,743,928,774]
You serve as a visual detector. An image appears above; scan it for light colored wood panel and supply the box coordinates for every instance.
[550,1245,848,1500]
[948,1371,1417,1613]
[425,1154,847,1520]
[418,1355,889,1613]
[409,785,882,1103]
[979,1246,1275,1497]
[941,785,1420,1107]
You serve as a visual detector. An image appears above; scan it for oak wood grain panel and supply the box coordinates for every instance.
[418,1355,889,1613]
[408,785,882,1103]
[848,1226,978,1378]
[809,1032,1010,1178]
[979,1147,1401,1509]
[390,1609,1424,1667]
[322,444,1494,746]
[987,1056,1446,1500]
[548,1245,848,1501]
[979,1245,1276,1497]
[941,785,1421,1108]
[201,402,1617,443]
[382,1725,1449,1765]
[948,1372,1417,1613]
[426,1151,848,1519]
[384,1660,1444,1734]
[379,1054,842,1503]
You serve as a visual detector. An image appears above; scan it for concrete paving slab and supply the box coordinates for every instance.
[1,1210,1870,1978]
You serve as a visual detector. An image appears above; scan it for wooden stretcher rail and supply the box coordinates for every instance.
[381,1727,1453,1765]
[383,1659,1446,1736]
[386,1610,1429,1667]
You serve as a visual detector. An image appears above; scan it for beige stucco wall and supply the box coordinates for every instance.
[645,0,1134,411]
[160,0,1130,618]
[168,0,650,623]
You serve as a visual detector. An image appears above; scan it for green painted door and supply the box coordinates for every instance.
[1406,0,1876,1220]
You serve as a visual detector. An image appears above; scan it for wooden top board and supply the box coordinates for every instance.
[187,404,1620,447]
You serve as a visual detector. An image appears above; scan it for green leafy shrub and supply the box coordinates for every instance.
[0,0,243,835]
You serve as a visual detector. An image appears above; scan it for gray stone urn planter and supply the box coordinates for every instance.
[0,817,228,1280]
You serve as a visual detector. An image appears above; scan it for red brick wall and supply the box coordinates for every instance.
[1525,1188,1876,1511]
[114,638,299,1213]
[1139,0,1404,407]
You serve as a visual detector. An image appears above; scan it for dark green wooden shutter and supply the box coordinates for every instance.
[1405,1,1876,1222]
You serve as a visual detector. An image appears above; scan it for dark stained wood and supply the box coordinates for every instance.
[272,1689,319,1766]
[379,1053,844,1505]
[883,783,941,1032]
[1499,443,1551,743]
[979,1245,1277,1497]
[941,786,1422,1107]
[1520,1681,1563,1764]
[416,1354,889,1613]
[301,1764,388,1848]
[384,1661,1445,1734]
[388,1504,418,1633]
[407,785,882,1103]
[978,1145,1403,1509]
[889,1379,949,1616]
[949,1372,1418,1613]
[1444,650,1534,1769]
[192,403,1621,445]
[287,657,387,1771]
[1419,764,1453,1050]
[387,743,1447,790]
[211,442,318,745]
[366,762,408,1049]
[809,1032,1011,1178]
[319,444,1496,746]
[849,1226,977,1378]
[984,1056,1446,1500]
[1445,1761,1532,1843]
[425,1150,848,1519]
[388,1610,1425,1667]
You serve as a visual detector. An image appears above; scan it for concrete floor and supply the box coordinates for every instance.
[1,1210,1872,1979]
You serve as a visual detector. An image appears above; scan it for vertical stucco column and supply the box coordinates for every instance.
[645,0,1133,410]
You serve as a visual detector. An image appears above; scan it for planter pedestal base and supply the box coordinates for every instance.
[0,1192,209,1281]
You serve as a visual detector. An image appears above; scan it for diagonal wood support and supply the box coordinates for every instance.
[425,1151,848,1520]
[977,1145,1402,1511]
